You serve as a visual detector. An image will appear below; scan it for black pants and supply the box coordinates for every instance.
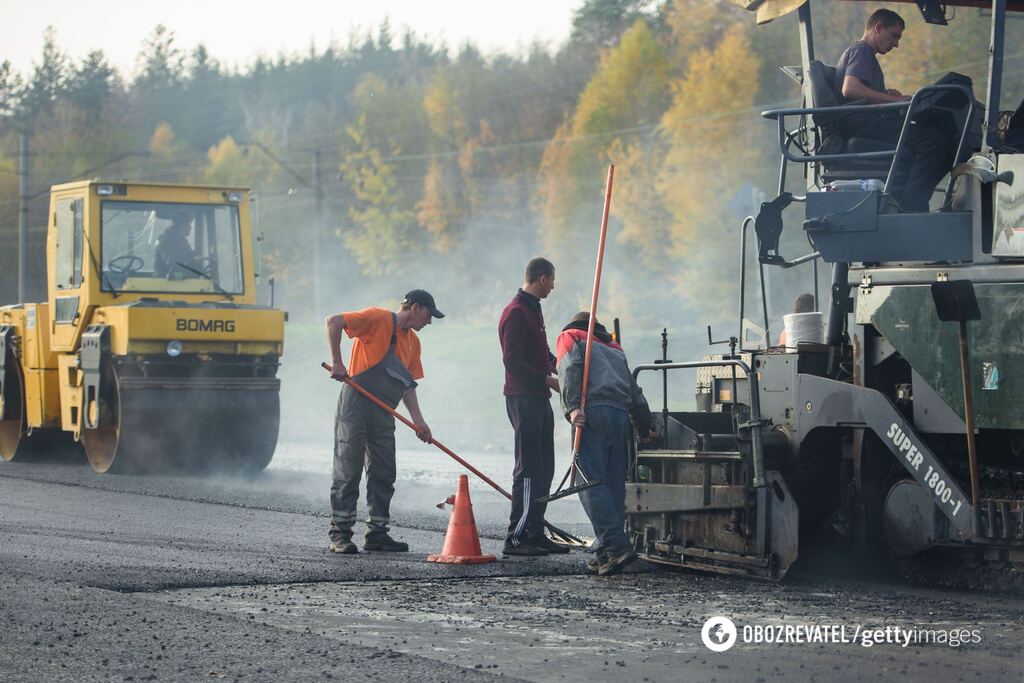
[505,395,555,545]
[846,114,956,212]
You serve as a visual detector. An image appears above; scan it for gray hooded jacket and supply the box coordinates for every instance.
[555,324,651,434]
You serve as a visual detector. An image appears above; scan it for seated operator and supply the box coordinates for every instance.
[834,8,958,212]
[154,212,198,278]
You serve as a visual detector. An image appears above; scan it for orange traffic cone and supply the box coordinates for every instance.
[428,474,496,564]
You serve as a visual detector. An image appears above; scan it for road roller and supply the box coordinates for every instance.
[624,0,1024,588]
[0,181,284,474]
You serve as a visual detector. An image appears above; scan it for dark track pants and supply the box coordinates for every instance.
[505,395,555,545]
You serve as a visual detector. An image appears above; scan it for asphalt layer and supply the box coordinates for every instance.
[0,460,591,542]
[2,460,1023,682]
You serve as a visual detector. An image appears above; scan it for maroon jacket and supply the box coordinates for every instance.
[499,289,555,397]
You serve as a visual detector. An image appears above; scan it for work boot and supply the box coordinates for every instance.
[585,550,609,574]
[597,550,638,576]
[329,539,359,554]
[363,533,409,552]
[531,534,571,554]
[502,540,548,557]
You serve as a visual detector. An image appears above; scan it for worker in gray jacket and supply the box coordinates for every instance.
[555,312,651,576]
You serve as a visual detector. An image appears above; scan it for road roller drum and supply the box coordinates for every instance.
[82,364,280,473]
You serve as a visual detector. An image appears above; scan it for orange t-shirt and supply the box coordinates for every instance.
[343,307,424,380]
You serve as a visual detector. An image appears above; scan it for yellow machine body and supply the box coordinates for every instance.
[0,181,285,472]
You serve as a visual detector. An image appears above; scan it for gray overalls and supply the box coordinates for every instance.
[329,313,417,542]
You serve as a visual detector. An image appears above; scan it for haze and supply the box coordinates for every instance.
[3,0,580,76]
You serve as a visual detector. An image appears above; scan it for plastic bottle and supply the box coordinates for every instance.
[826,178,884,192]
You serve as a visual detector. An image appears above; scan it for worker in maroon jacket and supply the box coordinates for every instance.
[498,257,568,556]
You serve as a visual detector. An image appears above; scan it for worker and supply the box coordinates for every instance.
[498,257,567,557]
[154,212,198,278]
[834,8,957,212]
[555,312,652,576]
[777,292,815,348]
[325,290,442,554]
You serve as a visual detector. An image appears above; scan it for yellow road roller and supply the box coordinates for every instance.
[0,181,285,473]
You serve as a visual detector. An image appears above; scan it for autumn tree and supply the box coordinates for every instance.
[537,19,670,264]
[659,23,762,305]
[339,117,417,276]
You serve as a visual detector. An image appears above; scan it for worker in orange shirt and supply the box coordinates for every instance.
[325,290,443,554]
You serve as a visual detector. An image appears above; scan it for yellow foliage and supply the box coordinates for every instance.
[573,21,671,136]
[422,72,467,144]
[340,118,417,275]
[538,20,671,253]
[206,135,240,167]
[203,135,244,185]
[417,160,461,252]
[665,0,746,63]
[658,24,762,296]
[607,138,672,272]
[148,122,175,157]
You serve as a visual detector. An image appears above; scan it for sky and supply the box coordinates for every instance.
[3,0,582,77]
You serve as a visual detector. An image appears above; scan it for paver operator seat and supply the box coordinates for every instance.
[805,59,897,183]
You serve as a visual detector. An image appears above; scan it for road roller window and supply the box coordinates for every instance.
[54,198,84,290]
[99,201,244,295]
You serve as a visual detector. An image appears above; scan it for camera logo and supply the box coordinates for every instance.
[701,616,738,652]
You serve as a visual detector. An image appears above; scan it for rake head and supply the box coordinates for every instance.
[534,478,605,503]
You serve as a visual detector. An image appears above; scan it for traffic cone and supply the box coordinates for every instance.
[427,474,496,564]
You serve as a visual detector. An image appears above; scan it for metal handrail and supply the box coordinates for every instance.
[633,359,768,488]
[762,84,975,172]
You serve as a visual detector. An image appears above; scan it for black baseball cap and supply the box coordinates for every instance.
[403,289,445,318]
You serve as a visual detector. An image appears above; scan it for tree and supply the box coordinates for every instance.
[538,20,670,257]
[203,135,248,185]
[0,61,24,125]
[66,50,119,116]
[570,0,659,51]
[339,117,417,275]
[22,27,69,119]
[134,25,184,91]
[180,44,239,151]
[659,24,762,302]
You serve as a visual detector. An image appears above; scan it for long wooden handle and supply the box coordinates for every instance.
[320,362,512,499]
[572,164,615,454]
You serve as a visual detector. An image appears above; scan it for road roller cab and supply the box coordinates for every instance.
[0,181,285,473]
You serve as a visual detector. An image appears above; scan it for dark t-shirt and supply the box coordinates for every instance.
[834,40,885,104]
[154,227,196,277]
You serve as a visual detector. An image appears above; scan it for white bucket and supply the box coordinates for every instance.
[783,312,823,349]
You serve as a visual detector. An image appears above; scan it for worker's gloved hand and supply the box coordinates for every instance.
[330,361,349,382]
[413,419,432,443]
[569,409,586,427]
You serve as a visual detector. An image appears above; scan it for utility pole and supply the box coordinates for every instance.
[313,149,323,320]
[237,140,327,321]
[18,134,28,304]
